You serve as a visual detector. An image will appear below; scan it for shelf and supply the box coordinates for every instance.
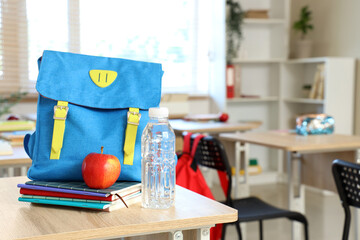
[283,98,324,104]
[227,96,279,103]
[231,58,285,64]
[243,18,285,25]
[286,57,328,64]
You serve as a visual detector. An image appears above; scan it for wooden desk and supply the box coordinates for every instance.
[1,176,237,240]
[0,146,31,177]
[169,119,261,134]
[220,130,360,240]
[170,119,261,152]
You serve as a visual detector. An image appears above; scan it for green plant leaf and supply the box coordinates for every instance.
[292,5,314,38]
[226,0,244,62]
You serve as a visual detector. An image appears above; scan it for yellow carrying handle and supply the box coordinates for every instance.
[50,101,69,160]
[123,108,141,165]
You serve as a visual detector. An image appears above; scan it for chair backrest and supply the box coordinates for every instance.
[332,159,360,208]
[190,135,233,203]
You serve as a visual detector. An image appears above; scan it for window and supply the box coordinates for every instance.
[0,0,216,95]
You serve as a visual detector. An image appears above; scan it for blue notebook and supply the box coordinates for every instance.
[18,197,110,210]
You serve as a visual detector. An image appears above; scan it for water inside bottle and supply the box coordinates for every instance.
[141,119,175,209]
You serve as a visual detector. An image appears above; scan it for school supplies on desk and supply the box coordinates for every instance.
[18,192,141,212]
[19,188,135,201]
[0,139,13,156]
[18,180,141,211]
[0,120,35,132]
[24,180,141,196]
[0,130,33,146]
[24,50,163,182]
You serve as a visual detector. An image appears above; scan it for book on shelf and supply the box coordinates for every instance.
[18,180,141,211]
[245,10,269,19]
[0,120,35,132]
[308,64,325,99]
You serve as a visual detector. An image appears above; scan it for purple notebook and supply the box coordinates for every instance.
[17,184,107,197]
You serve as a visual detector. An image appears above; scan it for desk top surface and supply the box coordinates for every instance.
[169,119,261,133]
[220,130,360,153]
[1,176,237,240]
[0,146,31,165]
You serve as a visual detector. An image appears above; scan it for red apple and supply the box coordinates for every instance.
[219,113,229,122]
[82,146,121,189]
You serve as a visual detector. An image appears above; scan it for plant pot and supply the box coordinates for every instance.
[295,40,313,58]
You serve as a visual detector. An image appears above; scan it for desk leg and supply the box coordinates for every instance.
[196,227,211,240]
[170,227,210,240]
[21,166,27,176]
[287,151,305,240]
[171,230,183,240]
[234,142,249,199]
[7,167,14,177]
[234,142,249,240]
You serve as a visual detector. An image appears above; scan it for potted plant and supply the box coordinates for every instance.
[226,0,244,63]
[226,0,244,98]
[293,5,314,58]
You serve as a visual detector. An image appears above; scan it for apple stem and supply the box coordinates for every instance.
[101,146,104,154]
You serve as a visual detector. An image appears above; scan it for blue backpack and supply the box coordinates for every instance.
[24,50,163,182]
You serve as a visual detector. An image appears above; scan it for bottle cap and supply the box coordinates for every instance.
[149,107,169,118]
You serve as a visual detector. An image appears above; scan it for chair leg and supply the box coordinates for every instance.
[221,223,227,240]
[342,205,351,240]
[304,222,309,240]
[259,220,263,240]
[235,221,242,240]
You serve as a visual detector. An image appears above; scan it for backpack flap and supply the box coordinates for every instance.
[36,50,162,109]
[26,50,163,181]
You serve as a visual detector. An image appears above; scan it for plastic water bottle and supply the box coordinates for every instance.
[141,107,176,209]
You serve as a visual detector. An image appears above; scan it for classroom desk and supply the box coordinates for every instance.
[170,119,261,153]
[1,176,237,240]
[0,146,31,177]
[220,130,360,240]
[169,119,261,134]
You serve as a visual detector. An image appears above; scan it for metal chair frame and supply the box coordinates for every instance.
[191,135,309,240]
[332,159,360,240]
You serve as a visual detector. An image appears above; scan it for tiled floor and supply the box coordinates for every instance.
[212,183,354,240]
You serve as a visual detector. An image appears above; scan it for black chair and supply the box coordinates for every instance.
[332,159,360,240]
[191,135,309,240]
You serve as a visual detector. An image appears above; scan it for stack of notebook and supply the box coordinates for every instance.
[18,180,141,211]
[0,130,34,146]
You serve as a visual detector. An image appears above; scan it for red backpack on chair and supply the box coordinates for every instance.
[176,133,214,199]
[176,133,225,240]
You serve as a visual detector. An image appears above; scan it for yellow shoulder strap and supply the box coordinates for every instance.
[50,101,69,160]
[123,108,141,165]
